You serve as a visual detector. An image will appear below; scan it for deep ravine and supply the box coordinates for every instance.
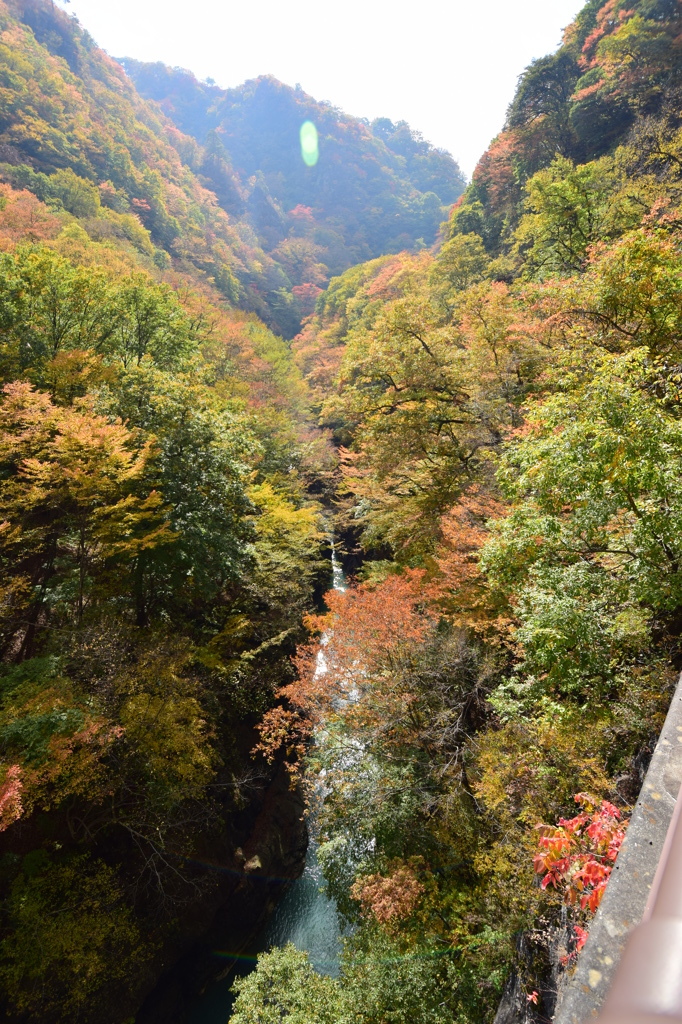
[188,546,348,1023]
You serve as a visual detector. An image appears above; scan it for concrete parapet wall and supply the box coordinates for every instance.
[554,672,682,1024]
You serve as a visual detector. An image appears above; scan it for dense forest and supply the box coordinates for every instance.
[0,0,681,1022]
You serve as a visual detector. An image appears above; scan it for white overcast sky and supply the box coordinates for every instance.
[58,0,584,178]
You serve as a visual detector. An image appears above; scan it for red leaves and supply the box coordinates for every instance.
[289,204,314,222]
[0,185,61,245]
[574,925,588,953]
[291,282,323,317]
[0,765,23,832]
[533,793,628,921]
[472,131,521,213]
[560,924,589,967]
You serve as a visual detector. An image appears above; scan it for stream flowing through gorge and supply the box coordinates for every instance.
[188,547,348,1023]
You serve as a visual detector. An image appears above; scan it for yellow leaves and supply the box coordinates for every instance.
[39,348,116,404]
[594,13,672,79]
[93,491,177,560]
[120,691,215,801]
[29,717,123,810]
[0,676,123,814]
[248,480,323,549]
[247,480,324,598]
[0,856,149,1021]
[0,381,53,459]
[0,380,173,556]
[113,639,218,804]
[306,245,555,560]
[471,715,610,829]
[20,411,142,505]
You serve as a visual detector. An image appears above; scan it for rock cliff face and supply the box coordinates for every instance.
[136,764,308,1024]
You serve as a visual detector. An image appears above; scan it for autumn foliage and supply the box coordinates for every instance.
[256,570,433,768]
[351,864,425,928]
[0,765,22,832]
[2,0,682,1021]
[533,793,627,914]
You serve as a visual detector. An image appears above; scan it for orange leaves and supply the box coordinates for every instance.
[0,380,164,526]
[291,282,323,318]
[472,131,522,215]
[351,864,425,928]
[27,716,124,812]
[365,252,431,302]
[429,487,516,645]
[0,686,124,825]
[580,0,625,67]
[433,490,505,594]
[256,489,508,773]
[0,185,61,247]
[575,0,680,102]
[533,793,627,917]
[256,570,434,769]
[253,704,308,767]
[322,569,432,673]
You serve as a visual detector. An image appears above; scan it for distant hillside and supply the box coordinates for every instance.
[121,62,466,318]
[0,0,465,337]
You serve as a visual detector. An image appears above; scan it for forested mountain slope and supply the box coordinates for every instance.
[452,0,682,255]
[0,0,289,318]
[228,2,682,1022]
[121,61,466,330]
[0,0,464,340]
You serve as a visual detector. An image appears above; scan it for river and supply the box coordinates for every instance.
[188,547,347,1023]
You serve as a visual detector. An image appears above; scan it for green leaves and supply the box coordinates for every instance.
[512,155,635,278]
[0,247,200,383]
[489,350,682,604]
[229,939,472,1024]
[230,946,345,1024]
[482,348,682,706]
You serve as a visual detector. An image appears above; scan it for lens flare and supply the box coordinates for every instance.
[300,121,319,167]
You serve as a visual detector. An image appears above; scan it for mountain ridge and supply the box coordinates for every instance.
[121,60,466,332]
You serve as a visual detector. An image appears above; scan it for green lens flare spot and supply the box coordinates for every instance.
[300,121,319,167]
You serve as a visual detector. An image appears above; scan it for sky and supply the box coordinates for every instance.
[57,0,585,178]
